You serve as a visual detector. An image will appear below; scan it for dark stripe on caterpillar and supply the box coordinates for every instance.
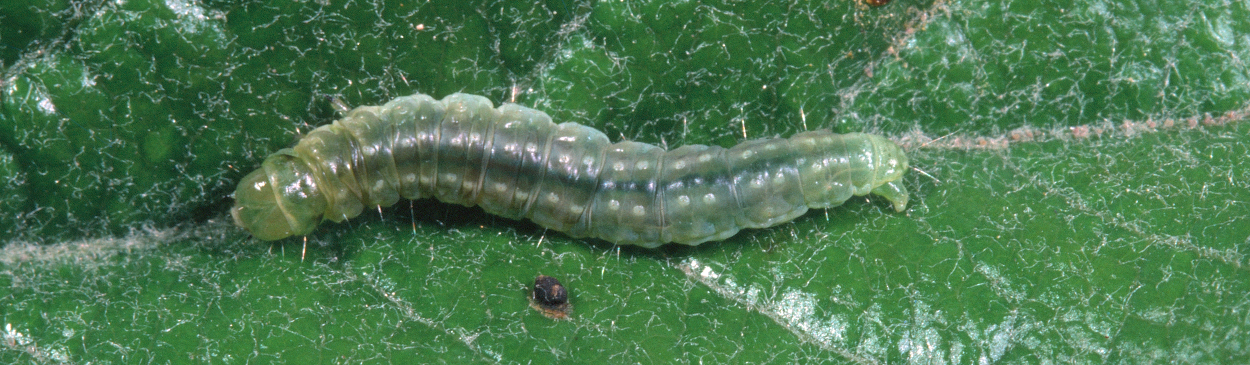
[231,93,909,248]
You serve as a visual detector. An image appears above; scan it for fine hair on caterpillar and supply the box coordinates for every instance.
[231,92,910,248]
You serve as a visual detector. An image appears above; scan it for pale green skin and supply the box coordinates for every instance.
[231,93,909,247]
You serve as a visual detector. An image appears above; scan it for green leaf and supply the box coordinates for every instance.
[2,0,1248,363]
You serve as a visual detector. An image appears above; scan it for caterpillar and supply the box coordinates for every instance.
[231,93,909,248]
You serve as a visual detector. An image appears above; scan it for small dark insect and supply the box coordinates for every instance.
[531,275,571,319]
[865,0,890,6]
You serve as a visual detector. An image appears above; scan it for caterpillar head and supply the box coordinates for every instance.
[231,149,328,241]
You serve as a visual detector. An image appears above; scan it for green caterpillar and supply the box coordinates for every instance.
[231,93,909,247]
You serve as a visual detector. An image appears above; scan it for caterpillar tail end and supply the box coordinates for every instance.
[866,135,909,213]
[871,180,909,212]
[870,178,910,212]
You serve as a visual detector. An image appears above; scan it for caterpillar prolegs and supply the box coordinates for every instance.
[231,93,909,248]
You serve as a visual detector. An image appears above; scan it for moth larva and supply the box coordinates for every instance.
[231,93,909,247]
